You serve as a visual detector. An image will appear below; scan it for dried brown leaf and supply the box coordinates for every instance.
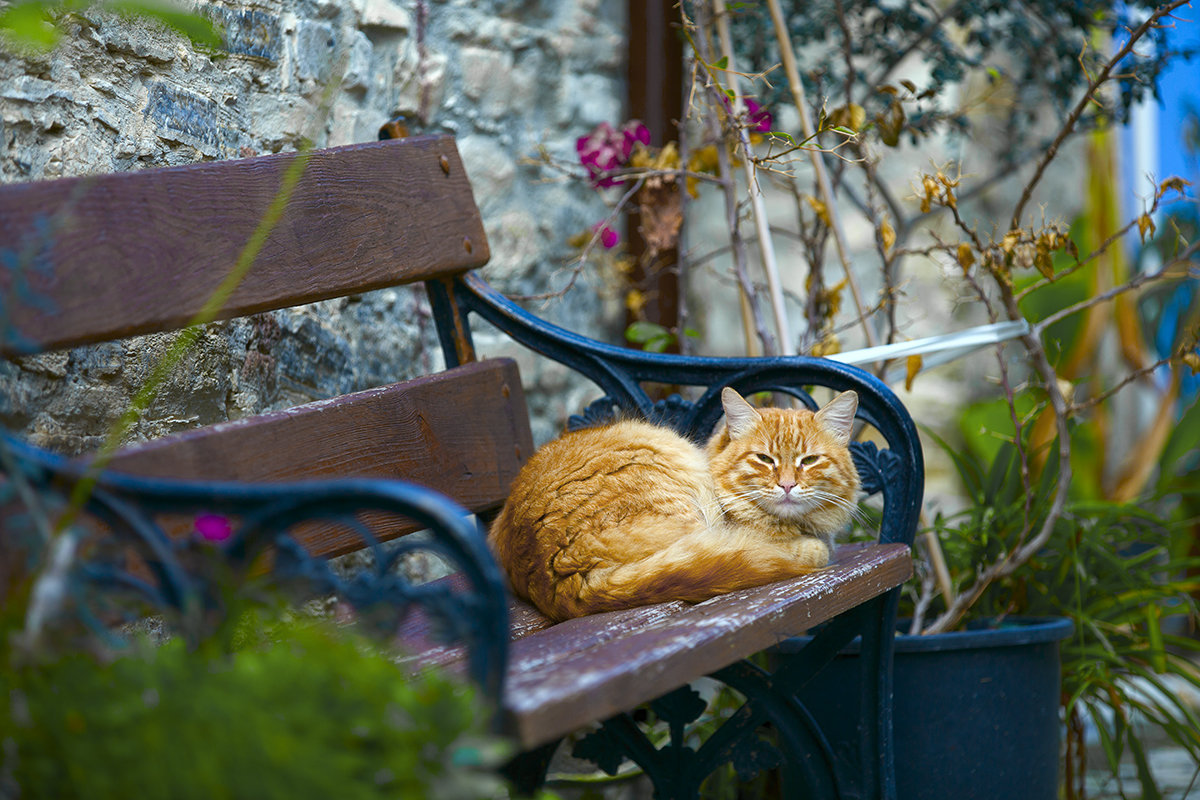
[956,242,975,272]
[880,220,896,254]
[905,354,922,392]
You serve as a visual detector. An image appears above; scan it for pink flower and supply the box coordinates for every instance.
[594,223,620,249]
[576,120,650,188]
[744,98,774,133]
[722,96,774,134]
[194,513,232,543]
[620,120,650,156]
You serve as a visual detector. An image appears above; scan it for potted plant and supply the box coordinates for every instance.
[788,416,1200,800]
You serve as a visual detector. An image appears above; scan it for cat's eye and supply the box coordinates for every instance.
[800,454,821,467]
[752,452,776,466]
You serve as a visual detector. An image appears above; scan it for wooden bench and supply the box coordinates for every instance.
[0,135,923,799]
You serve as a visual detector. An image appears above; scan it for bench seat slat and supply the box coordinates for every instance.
[0,136,487,355]
[396,542,910,749]
[499,542,910,748]
[104,359,531,557]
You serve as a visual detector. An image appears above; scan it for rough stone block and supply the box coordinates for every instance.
[0,0,626,452]
[294,19,335,82]
[459,46,514,103]
[343,29,373,90]
[211,6,282,62]
[142,81,226,154]
[359,0,411,30]
[1,76,61,104]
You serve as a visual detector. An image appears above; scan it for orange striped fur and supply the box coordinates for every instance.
[488,388,861,621]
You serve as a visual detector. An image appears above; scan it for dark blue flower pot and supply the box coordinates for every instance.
[784,616,1074,800]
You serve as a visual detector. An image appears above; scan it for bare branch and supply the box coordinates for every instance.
[1032,245,1200,334]
[1010,0,1192,230]
[509,177,645,303]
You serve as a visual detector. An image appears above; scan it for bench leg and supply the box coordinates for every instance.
[568,662,843,799]
[564,596,901,799]
[856,589,900,800]
[502,738,561,796]
[769,594,901,800]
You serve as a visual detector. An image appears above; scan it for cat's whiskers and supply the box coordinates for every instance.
[700,489,763,522]
[801,487,871,526]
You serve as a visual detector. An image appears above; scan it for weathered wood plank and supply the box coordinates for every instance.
[0,135,488,355]
[397,584,687,674]
[498,542,912,748]
[394,573,558,672]
[104,359,531,557]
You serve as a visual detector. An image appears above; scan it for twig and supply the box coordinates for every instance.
[677,54,694,355]
[1072,346,1194,415]
[689,2,776,355]
[712,0,793,354]
[768,0,877,348]
[1010,0,1192,230]
[1032,252,1200,334]
[509,178,645,303]
[994,343,1036,548]
[926,302,1074,634]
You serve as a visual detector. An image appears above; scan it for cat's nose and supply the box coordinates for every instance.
[778,481,796,495]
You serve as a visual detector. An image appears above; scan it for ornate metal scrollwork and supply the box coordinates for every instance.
[850,440,906,498]
[0,433,510,696]
[568,393,698,437]
[567,396,620,431]
[570,665,842,799]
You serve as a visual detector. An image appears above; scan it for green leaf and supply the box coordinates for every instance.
[919,424,985,504]
[110,0,222,49]
[1158,395,1200,489]
[983,442,1017,505]
[644,335,672,353]
[0,1,61,51]
[1087,704,1123,775]
[1128,730,1164,800]
[625,320,670,344]
[1145,605,1167,674]
[711,55,728,70]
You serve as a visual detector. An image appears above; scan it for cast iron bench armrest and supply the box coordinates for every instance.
[0,431,510,698]
[431,271,923,548]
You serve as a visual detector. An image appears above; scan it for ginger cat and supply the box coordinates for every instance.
[488,388,861,621]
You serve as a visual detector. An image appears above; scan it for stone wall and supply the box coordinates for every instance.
[0,0,625,452]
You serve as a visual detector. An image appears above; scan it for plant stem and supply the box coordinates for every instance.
[712,0,793,354]
[689,1,775,355]
[767,0,876,348]
[1009,0,1192,230]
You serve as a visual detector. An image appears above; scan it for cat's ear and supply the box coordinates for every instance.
[815,390,858,445]
[721,387,762,439]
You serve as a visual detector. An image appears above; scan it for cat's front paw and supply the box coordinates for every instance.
[792,536,831,569]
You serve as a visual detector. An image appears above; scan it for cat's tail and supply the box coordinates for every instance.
[551,530,829,620]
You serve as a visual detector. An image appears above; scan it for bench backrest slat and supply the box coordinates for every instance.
[102,359,531,557]
[0,136,488,355]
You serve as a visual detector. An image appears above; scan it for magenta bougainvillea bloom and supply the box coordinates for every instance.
[594,223,620,249]
[576,120,650,187]
[744,98,773,133]
[620,120,651,154]
[194,513,233,543]
[721,97,774,134]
